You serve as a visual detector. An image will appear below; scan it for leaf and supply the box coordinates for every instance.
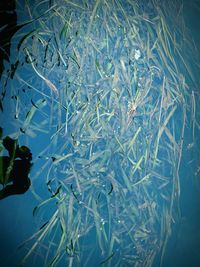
[17,30,36,51]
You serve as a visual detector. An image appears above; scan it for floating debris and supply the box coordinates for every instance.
[1,0,199,266]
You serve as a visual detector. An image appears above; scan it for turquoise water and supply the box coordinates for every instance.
[0,1,199,266]
[162,2,200,266]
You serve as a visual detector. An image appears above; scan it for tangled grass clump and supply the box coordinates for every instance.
[1,0,199,266]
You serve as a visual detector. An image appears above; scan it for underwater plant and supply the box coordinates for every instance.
[0,0,199,266]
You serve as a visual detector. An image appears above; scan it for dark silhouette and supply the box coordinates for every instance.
[0,1,34,80]
[0,135,32,200]
[0,0,17,78]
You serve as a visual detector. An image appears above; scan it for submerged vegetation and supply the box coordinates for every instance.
[0,0,199,266]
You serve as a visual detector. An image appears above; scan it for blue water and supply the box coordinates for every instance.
[161,2,200,266]
[0,1,200,267]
